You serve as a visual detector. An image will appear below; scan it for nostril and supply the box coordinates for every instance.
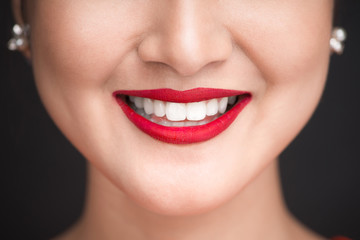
[137,37,202,76]
[137,18,233,77]
[137,34,159,63]
[138,36,232,77]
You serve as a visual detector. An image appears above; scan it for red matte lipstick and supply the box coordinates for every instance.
[113,88,251,144]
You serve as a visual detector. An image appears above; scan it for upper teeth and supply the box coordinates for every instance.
[129,96,237,122]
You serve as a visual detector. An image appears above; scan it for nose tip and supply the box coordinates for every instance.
[137,3,232,77]
[138,32,232,76]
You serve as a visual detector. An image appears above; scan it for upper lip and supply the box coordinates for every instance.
[113,88,250,102]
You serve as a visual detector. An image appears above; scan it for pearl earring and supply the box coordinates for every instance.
[330,27,347,55]
[8,24,30,51]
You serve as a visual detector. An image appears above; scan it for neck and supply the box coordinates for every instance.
[60,160,320,240]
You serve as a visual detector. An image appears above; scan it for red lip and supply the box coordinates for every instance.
[113,88,251,144]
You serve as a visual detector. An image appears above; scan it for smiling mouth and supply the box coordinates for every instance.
[123,94,241,127]
[114,88,251,144]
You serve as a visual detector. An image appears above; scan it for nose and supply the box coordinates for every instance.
[138,1,232,77]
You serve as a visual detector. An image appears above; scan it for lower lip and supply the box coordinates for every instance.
[114,89,251,144]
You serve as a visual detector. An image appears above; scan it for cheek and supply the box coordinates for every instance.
[29,2,151,123]
[30,1,144,89]
[27,2,151,162]
[223,1,333,165]
[226,0,333,82]
[256,4,333,137]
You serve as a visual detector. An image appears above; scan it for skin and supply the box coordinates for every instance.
[13,0,334,239]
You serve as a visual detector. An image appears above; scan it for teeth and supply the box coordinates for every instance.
[154,100,166,117]
[171,121,185,127]
[134,97,144,108]
[187,102,206,121]
[166,102,187,121]
[143,98,154,115]
[206,99,218,116]
[218,97,228,114]
[228,96,237,105]
[185,121,197,127]
[127,95,238,124]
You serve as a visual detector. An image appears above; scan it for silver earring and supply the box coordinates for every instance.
[330,27,347,55]
[8,24,30,51]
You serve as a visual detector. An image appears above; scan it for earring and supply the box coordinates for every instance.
[330,27,347,55]
[8,24,30,51]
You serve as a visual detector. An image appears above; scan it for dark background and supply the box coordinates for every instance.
[1,1,359,239]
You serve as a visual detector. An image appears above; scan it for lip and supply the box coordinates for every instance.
[113,88,251,144]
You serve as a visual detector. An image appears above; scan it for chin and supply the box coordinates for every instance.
[121,169,242,217]
[97,129,258,217]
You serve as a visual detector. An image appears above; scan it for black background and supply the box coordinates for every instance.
[1,1,359,239]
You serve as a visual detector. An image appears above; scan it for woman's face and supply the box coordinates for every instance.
[23,0,333,215]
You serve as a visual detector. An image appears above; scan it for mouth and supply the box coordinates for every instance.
[113,88,251,144]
